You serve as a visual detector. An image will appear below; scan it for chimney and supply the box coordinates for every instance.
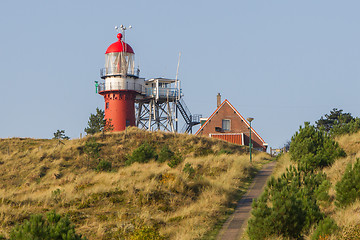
[217,93,221,107]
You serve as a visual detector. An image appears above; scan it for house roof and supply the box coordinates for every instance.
[195,99,267,145]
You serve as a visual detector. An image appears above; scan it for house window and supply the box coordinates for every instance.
[222,119,230,131]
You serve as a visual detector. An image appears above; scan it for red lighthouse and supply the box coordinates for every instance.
[98,33,144,132]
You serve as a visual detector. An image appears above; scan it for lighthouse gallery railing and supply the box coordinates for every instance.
[98,82,146,94]
[98,83,181,99]
[100,67,140,78]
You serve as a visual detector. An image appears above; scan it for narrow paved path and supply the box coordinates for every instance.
[217,161,276,240]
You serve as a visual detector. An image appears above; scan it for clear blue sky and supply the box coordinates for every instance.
[1,0,360,148]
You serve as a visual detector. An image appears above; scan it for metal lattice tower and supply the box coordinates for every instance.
[135,78,200,133]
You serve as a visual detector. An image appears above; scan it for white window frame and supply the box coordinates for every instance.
[222,119,231,131]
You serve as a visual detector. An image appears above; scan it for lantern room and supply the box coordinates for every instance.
[101,33,137,78]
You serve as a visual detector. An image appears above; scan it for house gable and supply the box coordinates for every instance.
[195,99,267,150]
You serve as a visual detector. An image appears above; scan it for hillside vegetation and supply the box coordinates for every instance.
[245,123,360,240]
[0,127,271,239]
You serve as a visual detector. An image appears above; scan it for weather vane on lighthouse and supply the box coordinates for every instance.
[115,25,132,40]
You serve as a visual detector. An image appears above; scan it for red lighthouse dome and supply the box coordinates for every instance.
[105,33,134,54]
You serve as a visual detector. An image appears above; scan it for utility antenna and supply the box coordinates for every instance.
[175,52,181,100]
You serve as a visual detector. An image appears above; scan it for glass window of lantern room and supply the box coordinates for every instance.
[105,53,119,74]
[222,119,230,131]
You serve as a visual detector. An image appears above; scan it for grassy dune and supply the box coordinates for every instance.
[0,128,271,239]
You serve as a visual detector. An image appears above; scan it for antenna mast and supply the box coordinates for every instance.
[175,52,181,100]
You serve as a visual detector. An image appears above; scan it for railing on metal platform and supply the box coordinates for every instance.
[145,88,181,99]
[192,114,202,123]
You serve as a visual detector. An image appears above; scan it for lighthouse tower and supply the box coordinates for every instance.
[98,33,145,132]
[96,30,200,133]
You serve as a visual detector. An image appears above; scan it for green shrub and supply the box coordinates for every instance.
[314,180,331,206]
[247,166,326,239]
[51,188,62,203]
[10,211,85,240]
[194,147,213,157]
[316,108,354,133]
[330,118,360,136]
[183,163,195,177]
[96,160,112,172]
[126,142,156,165]
[335,159,360,207]
[217,149,233,155]
[39,166,49,178]
[129,225,165,240]
[290,122,345,170]
[53,130,70,140]
[311,217,338,240]
[158,145,174,163]
[167,154,182,168]
[83,138,101,159]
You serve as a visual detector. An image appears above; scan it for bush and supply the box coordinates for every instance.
[290,122,345,170]
[316,108,354,133]
[53,130,70,140]
[157,145,174,163]
[129,226,165,240]
[311,217,338,240]
[183,163,195,177]
[330,118,360,136]
[52,188,62,203]
[247,166,326,239]
[167,154,183,168]
[83,138,101,159]
[96,160,112,172]
[126,142,156,165]
[39,166,49,178]
[217,149,233,155]
[314,180,331,204]
[194,147,214,157]
[335,159,360,207]
[10,211,85,240]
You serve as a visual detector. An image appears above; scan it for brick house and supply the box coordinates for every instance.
[195,94,268,151]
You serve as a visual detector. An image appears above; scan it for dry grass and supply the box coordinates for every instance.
[270,153,292,179]
[0,128,271,239]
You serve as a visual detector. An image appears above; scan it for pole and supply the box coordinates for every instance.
[247,117,254,164]
[249,121,252,163]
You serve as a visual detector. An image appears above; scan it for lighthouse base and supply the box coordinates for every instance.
[101,90,137,132]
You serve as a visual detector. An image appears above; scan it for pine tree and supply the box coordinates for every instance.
[10,211,85,240]
[247,166,326,239]
[290,122,345,170]
[316,108,353,132]
[84,108,113,135]
[335,159,360,207]
[53,130,70,140]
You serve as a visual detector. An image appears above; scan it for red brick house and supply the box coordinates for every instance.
[195,95,268,151]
